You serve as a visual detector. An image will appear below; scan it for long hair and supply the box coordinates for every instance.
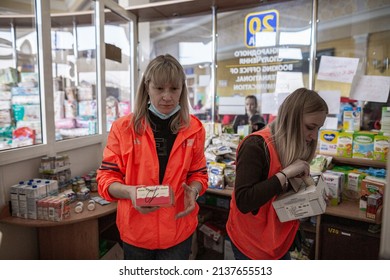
[269,88,328,167]
[132,54,190,135]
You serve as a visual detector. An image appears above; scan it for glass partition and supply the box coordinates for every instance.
[216,0,313,128]
[51,11,98,140]
[143,14,213,122]
[103,10,133,131]
[316,0,390,134]
[0,1,42,150]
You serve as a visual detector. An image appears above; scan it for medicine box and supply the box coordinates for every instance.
[272,176,328,223]
[336,131,353,158]
[319,130,338,156]
[345,172,366,201]
[373,134,389,161]
[343,107,361,132]
[366,193,382,220]
[322,171,343,206]
[9,181,25,217]
[135,185,174,207]
[359,176,386,211]
[199,222,224,254]
[352,131,376,160]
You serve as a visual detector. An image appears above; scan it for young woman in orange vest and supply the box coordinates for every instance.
[97,54,208,260]
[226,88,328,260]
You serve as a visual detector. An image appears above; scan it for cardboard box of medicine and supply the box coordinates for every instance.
[135,185,174,207]
[272,176,328,223]
[359,177,386,211]
[366,193,382,220]
[322,171,343,206]
[336,131,353,158]
[344,172,366,201]
[343,107,361,132]
[352,131,376,160]
[319,130,339,156]
[9,182,25,217]
[199,222,224,254]
[373,134,389,161]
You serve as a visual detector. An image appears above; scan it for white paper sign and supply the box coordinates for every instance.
[322,117,339,130]
[317,56,359,83]
[218,105,245,115]
[350,75,390,102]
[275,71,304,93]
[261,93,278,115]
[318,90,341,115]
[261,92,291,115]
[219,96,245,106]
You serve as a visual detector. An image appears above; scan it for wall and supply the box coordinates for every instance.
[0,143,103,259]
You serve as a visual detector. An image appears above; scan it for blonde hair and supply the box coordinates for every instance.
[132,54,190,135]
[269,88,328,167]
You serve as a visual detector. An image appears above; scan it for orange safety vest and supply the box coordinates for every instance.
[226,127,299,259]
[97,114,208,249]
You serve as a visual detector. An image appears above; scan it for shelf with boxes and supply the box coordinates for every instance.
[195,188,233,260]
[308,154,386,259]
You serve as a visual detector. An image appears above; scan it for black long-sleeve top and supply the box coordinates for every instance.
[234,134,284,215]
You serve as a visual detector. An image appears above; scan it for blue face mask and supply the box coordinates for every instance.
[148,103,181,120]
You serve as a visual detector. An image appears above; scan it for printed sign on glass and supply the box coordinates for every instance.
[245,10,279,48]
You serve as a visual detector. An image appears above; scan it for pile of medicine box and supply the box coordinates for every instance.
[9,178,71,221]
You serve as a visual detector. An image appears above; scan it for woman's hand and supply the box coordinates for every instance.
[282,159,310,179]
[110,183,160,214]
[176,183,198,219]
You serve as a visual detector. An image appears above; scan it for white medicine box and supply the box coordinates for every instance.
[272,176,328,223]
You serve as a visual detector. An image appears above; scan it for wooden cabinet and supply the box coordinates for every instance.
[0,197,118,259]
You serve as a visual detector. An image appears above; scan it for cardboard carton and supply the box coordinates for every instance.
[272,177,328,223]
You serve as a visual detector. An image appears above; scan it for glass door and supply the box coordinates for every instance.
[95,0,137,133]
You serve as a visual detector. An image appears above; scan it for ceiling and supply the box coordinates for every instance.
[0,0,286,42]
[126,0,286,22]
[0,0,286,22]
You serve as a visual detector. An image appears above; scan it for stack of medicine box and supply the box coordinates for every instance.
[9,179,59,219]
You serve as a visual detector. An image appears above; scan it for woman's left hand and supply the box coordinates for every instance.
[176,183,198,219]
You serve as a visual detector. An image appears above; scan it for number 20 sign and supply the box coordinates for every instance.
[245,10,279,48]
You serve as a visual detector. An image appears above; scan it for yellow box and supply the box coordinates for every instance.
[319,130,339,156]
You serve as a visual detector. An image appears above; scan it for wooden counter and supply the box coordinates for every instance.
[325,199,382,224]
[0,197,117,260]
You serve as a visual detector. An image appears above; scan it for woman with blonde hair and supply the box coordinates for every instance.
[97,54,208,260]
[226,88,328,260]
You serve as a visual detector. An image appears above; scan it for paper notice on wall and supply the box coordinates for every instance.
[219,96,245,115]
[274,71,304,93]
[317,56,359,83]
[350,75,390,102]
[261,93,278,115]
[261,92,290,115]
[322,117,339,130]
[318,90,341,115]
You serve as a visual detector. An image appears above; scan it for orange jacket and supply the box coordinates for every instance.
[97,114,208,249]
[226,127,299,259]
